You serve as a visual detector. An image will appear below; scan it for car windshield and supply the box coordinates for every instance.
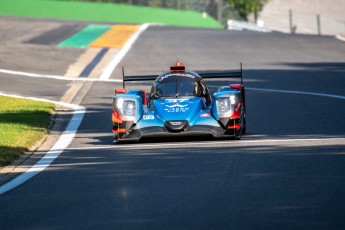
[154,74,201,98]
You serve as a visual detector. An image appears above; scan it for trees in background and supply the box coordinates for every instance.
[226,0,268,21]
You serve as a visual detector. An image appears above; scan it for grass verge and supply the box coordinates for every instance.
[0,0,222,29]
[0,96,55,167]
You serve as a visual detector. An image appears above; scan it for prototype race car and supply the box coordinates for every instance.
[112,61,246,142]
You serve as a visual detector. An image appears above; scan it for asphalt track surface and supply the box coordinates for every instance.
[1,17,345,229]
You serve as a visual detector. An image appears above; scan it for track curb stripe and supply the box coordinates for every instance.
[58,25,111,48]
[100,23,150,80]
[90,25,141,48]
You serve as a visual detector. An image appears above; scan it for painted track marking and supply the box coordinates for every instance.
[99,23,150,80]
[1,69,344,101]
[1,68,345,101]
[247,87,345,100]
[64,24,144,78]
[0,92,85,195]
[0,68,121,82]
[58,24,111,48]
[90,25,141,48]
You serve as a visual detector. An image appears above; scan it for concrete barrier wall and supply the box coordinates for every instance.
[258,0,345,35]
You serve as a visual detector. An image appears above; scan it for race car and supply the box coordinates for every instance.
[112,61,246,142]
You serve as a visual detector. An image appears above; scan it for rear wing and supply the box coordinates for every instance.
[196,63,243,85]
[120,67,154,88]
[197,71,242,79]
[121,63,243,88]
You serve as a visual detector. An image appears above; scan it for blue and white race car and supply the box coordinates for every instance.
[112,62,246,142]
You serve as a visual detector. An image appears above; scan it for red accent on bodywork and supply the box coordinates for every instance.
[112,110,123,123]
[170,61,186,72]
[112,128,126,133]
[230,84,243,91]
[230,103,242,119]
[228,123,241,129]
[115,88,126,94]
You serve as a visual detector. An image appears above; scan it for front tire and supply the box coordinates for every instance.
[242,109,246,135]
[113,132,124,143]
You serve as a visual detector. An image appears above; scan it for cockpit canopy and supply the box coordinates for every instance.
[151,72,206,99]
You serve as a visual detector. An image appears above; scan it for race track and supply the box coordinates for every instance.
[1,17,345,229]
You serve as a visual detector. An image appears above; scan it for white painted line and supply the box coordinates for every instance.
[2,68,345,102]
[335,34,345,42]
[0,69,67,81]
[0,69,122,82]
[64,137,345,151]
[0,92,85,195]
[247,87,345,100]
[99,23,150,80]
[1,84,344,194]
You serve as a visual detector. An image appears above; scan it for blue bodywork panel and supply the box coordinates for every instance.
[112,68,245,141]
[135,97,220,130]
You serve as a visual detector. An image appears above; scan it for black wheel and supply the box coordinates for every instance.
[113,133,119,143]
[241,88,247,135]
[234,127,242,140]
[113,132,124,143]
[242,109,246,135]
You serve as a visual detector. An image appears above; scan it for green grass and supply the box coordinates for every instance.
[0,0,222,29]
[0,96,55,167]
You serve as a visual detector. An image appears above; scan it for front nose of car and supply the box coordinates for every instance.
[164,120,189,132]
[153,97,203,126]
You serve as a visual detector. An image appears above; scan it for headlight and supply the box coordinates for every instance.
[216,97,231,118]
[123,100,136,116]
[216,95,238,118]
[114,98,136,120]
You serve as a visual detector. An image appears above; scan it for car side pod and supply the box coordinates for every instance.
[112,89,144,142]
[230,84,246,135]
[211,86,246,139]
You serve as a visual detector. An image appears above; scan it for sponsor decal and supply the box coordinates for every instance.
[164,107,189,113]
[234,103,241,112]
[165,99,188,104]
[159,73,195,81]
[170,121,183,126]
[165,103,188,108]
[143,115,154,120]
[164,99,189,113]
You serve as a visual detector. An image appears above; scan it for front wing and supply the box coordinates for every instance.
[113,114,243,142]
